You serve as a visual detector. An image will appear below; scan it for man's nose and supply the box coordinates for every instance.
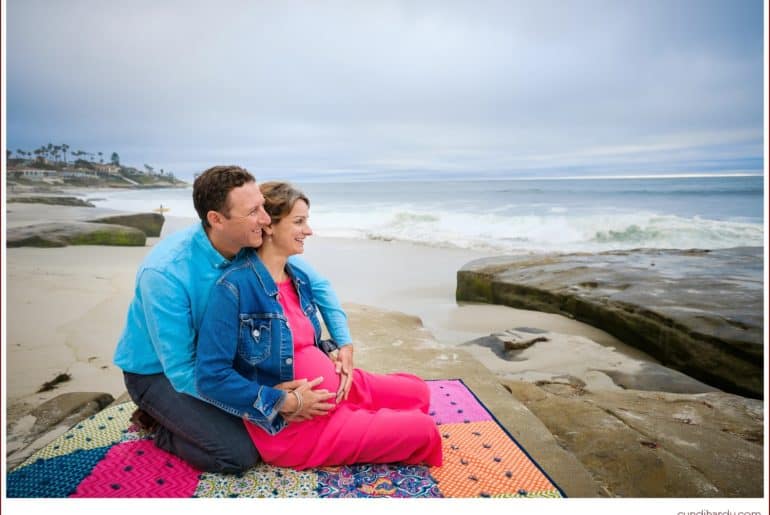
[258,208,271,225]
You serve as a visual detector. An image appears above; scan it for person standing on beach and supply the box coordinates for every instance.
[195,182,442,469]
[113,165,354,473]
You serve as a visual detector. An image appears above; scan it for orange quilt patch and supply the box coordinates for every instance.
[430,420,561,498]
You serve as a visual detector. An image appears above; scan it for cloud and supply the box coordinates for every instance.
[6,0,765,179]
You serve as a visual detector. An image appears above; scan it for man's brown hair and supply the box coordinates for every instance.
[193,165,256,227]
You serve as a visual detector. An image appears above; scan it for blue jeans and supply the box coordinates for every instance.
[123,372,260,473]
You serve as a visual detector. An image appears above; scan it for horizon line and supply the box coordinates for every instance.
[286,172,766,183]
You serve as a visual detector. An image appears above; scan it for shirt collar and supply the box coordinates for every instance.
[192,223,234,269]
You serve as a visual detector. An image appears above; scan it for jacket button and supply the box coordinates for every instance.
[252,329,260,338]
[285,358,293,365]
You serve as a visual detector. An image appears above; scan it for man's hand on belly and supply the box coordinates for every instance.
[334,345,354,403]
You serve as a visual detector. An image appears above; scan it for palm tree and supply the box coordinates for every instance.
[98,151,103,164]
[62,144,69,164]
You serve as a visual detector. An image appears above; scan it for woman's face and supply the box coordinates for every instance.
[268,199,312,256]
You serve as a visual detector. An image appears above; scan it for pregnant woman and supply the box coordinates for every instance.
[195,182,442,470]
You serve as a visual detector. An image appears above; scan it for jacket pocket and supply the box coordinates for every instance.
[237,316,272,365]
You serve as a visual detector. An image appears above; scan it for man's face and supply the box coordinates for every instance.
[217,181,271,253]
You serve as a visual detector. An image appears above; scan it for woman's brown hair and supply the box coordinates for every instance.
[259,181,310,225]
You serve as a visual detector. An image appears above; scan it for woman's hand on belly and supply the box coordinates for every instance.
[276,376,336,421]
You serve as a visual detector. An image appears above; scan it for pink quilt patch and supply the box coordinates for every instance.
[426,379,493,425]
[70,440,200,497]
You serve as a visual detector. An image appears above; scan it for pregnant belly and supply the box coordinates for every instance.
[293,345,340,395]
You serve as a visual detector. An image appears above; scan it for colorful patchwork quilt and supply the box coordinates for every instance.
[7,379,564,498]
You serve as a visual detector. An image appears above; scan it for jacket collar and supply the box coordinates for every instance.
[245,249,305,297]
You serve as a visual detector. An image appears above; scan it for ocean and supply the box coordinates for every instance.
[88,175,765,254]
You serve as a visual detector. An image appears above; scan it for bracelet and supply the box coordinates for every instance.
[290,390,303,416]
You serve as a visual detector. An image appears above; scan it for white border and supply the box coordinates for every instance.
[1,1,768,514]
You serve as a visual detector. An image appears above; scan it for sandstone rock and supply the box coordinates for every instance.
[88,213,164,237]
[8,196,95,207]
[7,222,147,247]
[28,392,115,431]
[504,380,763,497]
[110,392,133,406]
[463,327,719,395]
[6,392,114,469]
[457,248,763,398]
[599,364,720,394]
[464,330,550,361]
[495,328,549,350]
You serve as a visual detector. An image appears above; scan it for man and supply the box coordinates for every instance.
[114,165,354,473]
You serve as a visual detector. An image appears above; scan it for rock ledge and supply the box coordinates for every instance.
[457,248,764,398]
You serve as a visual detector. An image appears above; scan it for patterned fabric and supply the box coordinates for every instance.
[5,447,110,498]
[194,465,319,498]
[70,440,201,497]
[6,379,564,498]
[427,380,493,425]
[431,421,561,498]
[316,464,442,497]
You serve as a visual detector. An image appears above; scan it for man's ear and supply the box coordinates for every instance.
[206,210,222,228]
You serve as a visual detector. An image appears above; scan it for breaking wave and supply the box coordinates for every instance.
[88,177,764,253]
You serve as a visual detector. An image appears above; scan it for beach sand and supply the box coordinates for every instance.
[4,204,661,430]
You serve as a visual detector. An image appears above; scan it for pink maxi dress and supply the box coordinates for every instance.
[245,279,443,470]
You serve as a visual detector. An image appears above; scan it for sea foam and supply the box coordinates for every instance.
[88,176,764,253]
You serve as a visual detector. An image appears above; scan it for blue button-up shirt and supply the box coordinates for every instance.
[113,223,351,398]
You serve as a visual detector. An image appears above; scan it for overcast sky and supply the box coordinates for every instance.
[5,0,765,181]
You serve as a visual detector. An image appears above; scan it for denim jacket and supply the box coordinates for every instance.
[195,249,323,435]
